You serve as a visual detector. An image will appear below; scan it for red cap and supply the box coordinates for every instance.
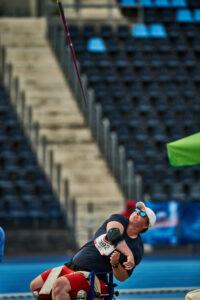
[126,199,136,209]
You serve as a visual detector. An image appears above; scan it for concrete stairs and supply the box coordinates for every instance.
[0,17,125,248]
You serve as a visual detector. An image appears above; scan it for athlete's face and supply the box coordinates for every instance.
[129,208,149,228]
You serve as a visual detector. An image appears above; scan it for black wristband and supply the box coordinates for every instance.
[112,263,119,269]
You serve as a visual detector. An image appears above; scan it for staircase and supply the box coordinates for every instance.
[0,17,124,248]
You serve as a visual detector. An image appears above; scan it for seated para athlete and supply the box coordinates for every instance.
[30,202,156,300]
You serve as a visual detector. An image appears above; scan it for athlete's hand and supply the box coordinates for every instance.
[123,255,135,270]
[110,250,120,266]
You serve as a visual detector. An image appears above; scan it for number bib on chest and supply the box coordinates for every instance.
[94,234,115,256]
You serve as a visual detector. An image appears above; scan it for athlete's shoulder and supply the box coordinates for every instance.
[107,213,128,224]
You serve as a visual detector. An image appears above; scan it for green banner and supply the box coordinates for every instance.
[167,132,200,166]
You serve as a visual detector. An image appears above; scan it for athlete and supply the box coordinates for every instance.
[30,202,156,300]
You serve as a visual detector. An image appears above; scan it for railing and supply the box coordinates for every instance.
[0,45,77,236]
[46,20,143,202]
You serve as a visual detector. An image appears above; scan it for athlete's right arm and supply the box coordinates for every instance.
[106,221,135,270]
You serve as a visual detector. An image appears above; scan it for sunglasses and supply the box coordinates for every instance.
[135,207,147,217]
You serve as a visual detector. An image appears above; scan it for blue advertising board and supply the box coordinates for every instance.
[179,201,200,244]
[142,201,179,245]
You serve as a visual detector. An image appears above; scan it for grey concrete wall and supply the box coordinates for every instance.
[0,0,40,16]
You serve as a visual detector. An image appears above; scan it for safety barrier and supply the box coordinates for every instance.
[0,287,199,299]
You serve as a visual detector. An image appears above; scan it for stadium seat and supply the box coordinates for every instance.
[87,38,106,52]
[149,24,167,38]
[73,38,86,54]
[124,38,137,54]
[68,25,80,38]
[183,52,196,68]
[104,68,118,84]
[141,0,154,7]
[175,38,188,54]
[87,67,102,82]
[176,9,194,23]
[149,52,163,68]
[79,53,95,70]
[106,38,120,54]
[140,39,154,53]
[166,53,180,68]
[131,53,146,68]
[144,8,157,23]
[192,69,200,83]
[157,68,171,83]
[174,68,188,83]
[95,53,112,69]
[161,9,175,23]
[117,25,130,39]
[171,0,187,7]
[194,9,200,22]
[111,83,127,101]
[132,24,149,38]
[155,0,170,7]
[156,39,171,53]
[129,83,144,100]
[113,53,129,69]
[82,24,96,38]
[100,25,113,39]
[140,68,153,83]
[167,23,181,39]
[121,68,136,85]
[120,0,137,6]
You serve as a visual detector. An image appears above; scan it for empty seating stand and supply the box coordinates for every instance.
[0,83,66,230]
[48,15,200,202]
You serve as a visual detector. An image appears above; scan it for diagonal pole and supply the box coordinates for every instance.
[57,0,87,106]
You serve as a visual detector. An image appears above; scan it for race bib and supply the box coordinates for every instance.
[94,234,115,256]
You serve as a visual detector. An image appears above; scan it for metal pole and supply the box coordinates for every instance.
[49,149,54,183]
[87,202,94,240]
[56,163,61,198]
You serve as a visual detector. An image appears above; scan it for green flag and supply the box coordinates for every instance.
[167,132,200,166]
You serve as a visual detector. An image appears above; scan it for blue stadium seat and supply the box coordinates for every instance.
[194,9,200,22]
[149,24,167,38]
[87,38,106,52]
[155,0,170,7]
[171,0,187,7]
[120,0,137,6]
[176,9,194,22]
[141,0,154,7]
[132,24,149,38]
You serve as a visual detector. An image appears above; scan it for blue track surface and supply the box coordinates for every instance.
[0,255,200,299]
